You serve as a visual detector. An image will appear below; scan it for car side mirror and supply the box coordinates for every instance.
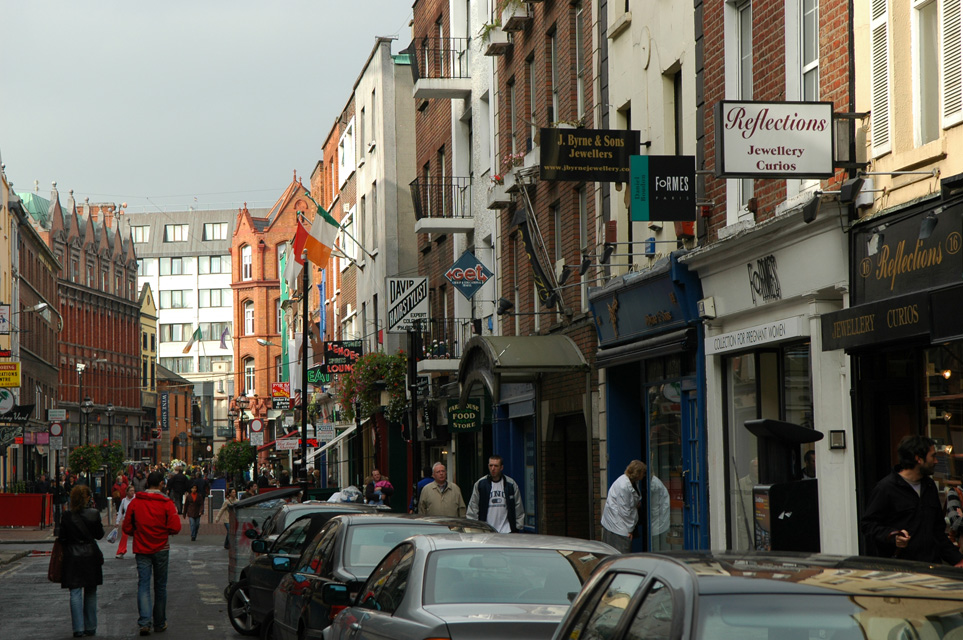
[251,539,267,554]
[272,556,292,572]
[244,528,259,539]
[321,583,351,607]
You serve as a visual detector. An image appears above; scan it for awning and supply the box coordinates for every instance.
[595,328,694,369]
[299,423,358,464]
[458,335,589,406]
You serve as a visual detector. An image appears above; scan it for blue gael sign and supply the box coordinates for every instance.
[446,251,493,300]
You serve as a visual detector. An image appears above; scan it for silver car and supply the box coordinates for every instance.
[321,533,616,640]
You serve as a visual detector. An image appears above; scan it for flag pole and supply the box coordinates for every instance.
[303,192,377,260]
[300,249,310,502]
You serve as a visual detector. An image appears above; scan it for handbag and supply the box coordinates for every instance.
[47,540,63,583]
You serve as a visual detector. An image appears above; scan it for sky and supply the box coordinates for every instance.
[0,1,414,214]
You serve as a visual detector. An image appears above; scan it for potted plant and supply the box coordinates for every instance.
[68,444,104,479]
[215,440,257,489]
[501,0,532,32]
[336,351,408,424]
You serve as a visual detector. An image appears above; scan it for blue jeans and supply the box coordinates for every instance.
[69,586,97,633]
[189,516,200,539]
[135,550,170,629]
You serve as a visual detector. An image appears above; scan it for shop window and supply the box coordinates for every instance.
[925,344,963,480]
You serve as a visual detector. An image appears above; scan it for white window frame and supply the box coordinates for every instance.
[942,0,963,128]
[164,224,189,242]
[338,118,356,187]
[244,358,256,395]
[550,31,559,123]
[241,245,253,281]
[871,0,892,156]
[784,0,820,200]
[575,1,586,120]
[725,0,755,224]
[203,222,228,241]
[132,226,150,243]
[913,0,940,146]
[244,301,255,335]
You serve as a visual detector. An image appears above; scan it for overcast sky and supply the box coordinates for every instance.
[0,1,414,214]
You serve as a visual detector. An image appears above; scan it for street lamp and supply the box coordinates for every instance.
[80,397,94,445]
[104,403,114,513]
[235,396,249,440]
[227,408,238,440]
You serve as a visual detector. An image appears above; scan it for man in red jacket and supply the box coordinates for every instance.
[123,471,181,636]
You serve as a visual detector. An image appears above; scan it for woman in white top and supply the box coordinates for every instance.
[114,485,136,558]
[215,487,238,550]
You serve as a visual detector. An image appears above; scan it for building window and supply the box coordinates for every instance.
[198,288,231,307]
[132,226,150,243]
[578,186,589,312]
[340,209,356,267]
[71,259,78,283]
[241,245,253,280]
[509,79,518,155]
[727,0,754,220]
[549,29,559,123]
[160,257,185,276]
[244,301,255,335]
[142,331,148,350]
[199,255,231,274]
[160,357,193,374]
[801,0,819,101]
[527,56,537,146]
[200,322,231,341]
[159,323,193,343]
[159,290,191,309]
[871,0,891,155]
[552,204,562,262]
[276,298,282,334]
[244,358,256,394]
[914,0,938,145]
[163,224,189,242]
[86,264,94,288]
[338,118,356,186]
[199,355,233,373]
[203,222,228,241]
[575,2,586,119]
[370,181,379,251]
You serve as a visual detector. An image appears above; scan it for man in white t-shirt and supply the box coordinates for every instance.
[467,455,525,533]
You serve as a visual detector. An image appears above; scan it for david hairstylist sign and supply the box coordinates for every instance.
[714,101,833,179]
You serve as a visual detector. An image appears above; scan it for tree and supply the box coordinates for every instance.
[216,440,257,488]
[68,444,103,477]
[101,440,125,480]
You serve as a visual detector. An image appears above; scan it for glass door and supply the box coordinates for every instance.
[647,381,684,551]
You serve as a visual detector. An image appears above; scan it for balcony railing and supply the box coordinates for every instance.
[409,37,470,83]
[415,317,478,362]
[410,176,473,220]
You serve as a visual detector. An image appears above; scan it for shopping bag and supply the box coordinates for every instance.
[47,540,63,582]
[106,527,119,544]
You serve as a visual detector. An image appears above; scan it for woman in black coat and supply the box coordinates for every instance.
[60,484,105,637]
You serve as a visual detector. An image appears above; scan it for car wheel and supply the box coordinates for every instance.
[259,613,275,640]
[227,578,261,636]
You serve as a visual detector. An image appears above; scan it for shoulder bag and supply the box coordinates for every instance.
[47,539,64,583]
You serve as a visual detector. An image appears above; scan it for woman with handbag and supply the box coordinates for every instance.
[59,484,105,637]
[214,487,238,549]
[114,485,136,558]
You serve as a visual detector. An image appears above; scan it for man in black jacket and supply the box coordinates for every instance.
[167,467,189,516]
[467,455,525,533]
[862,435,963,565]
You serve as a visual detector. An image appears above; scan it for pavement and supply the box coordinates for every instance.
[0,509,226,565]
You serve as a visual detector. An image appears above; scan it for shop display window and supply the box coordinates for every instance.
[924,344,963,482]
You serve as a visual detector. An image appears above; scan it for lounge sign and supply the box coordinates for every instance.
[540,128,640,182]
[714,101,833,178]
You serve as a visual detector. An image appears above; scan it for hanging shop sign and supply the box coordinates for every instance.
[0,305,9,335]
[307,365,331,387]
[160,392,169,430]
[446,399,481,433]
[0,404,35,423]
[540,128,640,182]
[513,209,556,309]
[386,277,429,333]
[446,251,494,300]
[272,382,291,410]
[0,363,21,388]
[714,101,834,178]
[629,155,696,222]
[323,340,363,374]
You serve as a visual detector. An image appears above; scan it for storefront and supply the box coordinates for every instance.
[682,206,855,554]
[590,252,707,550]
[821,193,963,554]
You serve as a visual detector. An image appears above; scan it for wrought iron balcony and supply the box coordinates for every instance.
[409,37,471,99]
[409,176,475,234]
[413,317,480,374]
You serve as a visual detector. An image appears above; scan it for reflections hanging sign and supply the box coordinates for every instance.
[714,101,834,178]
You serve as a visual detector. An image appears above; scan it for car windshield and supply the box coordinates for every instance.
[344,524,460,570]
[698,594,963,640]
[424,549,607,605]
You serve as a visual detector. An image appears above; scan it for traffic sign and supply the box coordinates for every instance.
[250,432,264,446]
[249,418,264,433]
[50,422,63,437]
[49,436,63,450]
[48,409,67,421]
[387,277,429,333]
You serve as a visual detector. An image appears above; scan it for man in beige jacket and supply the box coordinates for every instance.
[418,462,466,517]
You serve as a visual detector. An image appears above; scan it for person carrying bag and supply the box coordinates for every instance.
[58,484,105,637]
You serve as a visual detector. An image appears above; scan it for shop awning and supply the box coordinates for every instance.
[458,335,589,406]
[298,423,358,464]
[595,328,695,369]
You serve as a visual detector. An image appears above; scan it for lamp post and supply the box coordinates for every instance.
[104,403,114,519]
[76,363,87,446]
[81,397,94,446]
[227,408,238,441]
[235,396,249,440]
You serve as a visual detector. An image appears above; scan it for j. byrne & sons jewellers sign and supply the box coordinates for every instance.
[714,101,834,179]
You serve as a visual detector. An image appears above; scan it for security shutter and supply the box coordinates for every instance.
[871,0,891,156]
[944,0,963,127]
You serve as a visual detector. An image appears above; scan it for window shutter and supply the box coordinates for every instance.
[944,0,963,127]
[871,0,891,155]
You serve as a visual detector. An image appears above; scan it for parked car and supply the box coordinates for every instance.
[227,502,386,636]
[550,551,963,640]
[270,514,496,640]
[321,533,616,640]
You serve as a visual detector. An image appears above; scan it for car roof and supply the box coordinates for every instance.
[328,513,495,529]
[410,532,618,553]
[599,551,963,599]
[279,502,381,513]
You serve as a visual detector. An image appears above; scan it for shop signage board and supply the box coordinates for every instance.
[0,363,21,388]
[272,382,291,410]
[276,436,299,451]
[446,399,482,433]
[317,423,335,440]
[705,316,808,355]
[387,277,429,333]
[820,291,930,352]
[0,305,9,334]
[0,404,35,423]
[629,155,696,222]
[540,128,640,182]
[307,365,332,386]
[160,392,169,430]
[323,340,363,374]
[714,101,834,178]
[48,409,67,422]
[446,251,493,300]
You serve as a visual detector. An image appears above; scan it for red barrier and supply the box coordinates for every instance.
[0,494,48,527]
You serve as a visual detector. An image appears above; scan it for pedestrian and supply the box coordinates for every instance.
[600,460,646,554]
[418,462,466,517]
[215,487,238,549]
[466,455,525,532]
[112,474,129,513]
[409,465,433,513]
[114,484,137,559]
[59,484,105,637]
[132,469,148,493]
[184,484,205,541]
[36,472,51,495]
[365,468,394,506]
[256,467,273,489]
[862,435,963,565]
[167,466,188,515]
[122,470,181,636]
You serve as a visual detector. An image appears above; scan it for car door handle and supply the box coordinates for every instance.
[350,623,362,631]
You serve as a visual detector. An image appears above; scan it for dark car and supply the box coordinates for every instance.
[227,502,386,636]
[270,514,495,640]
[551,551,963,640]
[322,533,616,640]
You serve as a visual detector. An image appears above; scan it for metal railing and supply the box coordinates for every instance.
[414,317,478,361]
[409,176,473,220]
[408,37,470,82]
